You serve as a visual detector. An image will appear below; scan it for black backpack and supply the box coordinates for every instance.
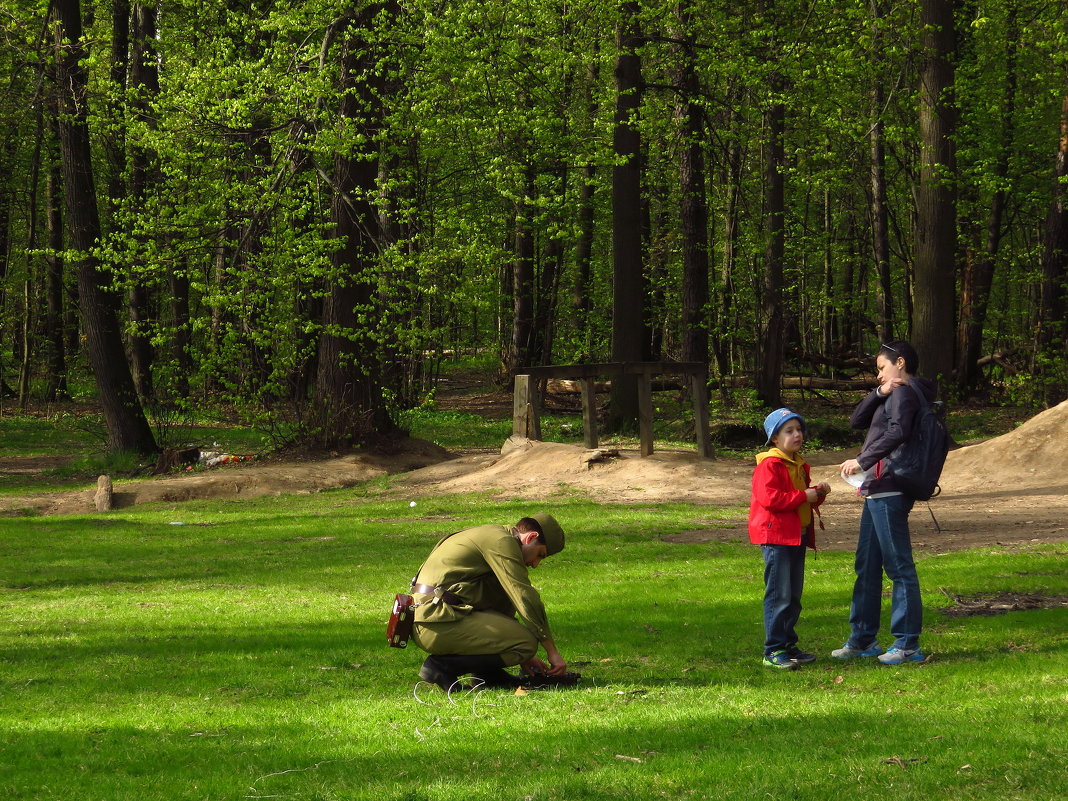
[884,382,950,501]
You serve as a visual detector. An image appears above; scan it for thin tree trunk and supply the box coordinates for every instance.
[573,161,596,359]
[714,95,743,382]
[1036,91,1068,405]
[870,0,894,342]
[573,62,599,361]
[957,5,1017,394]
[676,0,709,366]
[127,1,159,401]
[509,172,536,372]
[756,86,786,409]
[45,111,69,402]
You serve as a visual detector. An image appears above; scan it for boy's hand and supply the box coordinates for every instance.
[806,482,830,503]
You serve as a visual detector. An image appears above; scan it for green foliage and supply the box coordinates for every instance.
[0,491,1065,799]
[1,0,1066,436]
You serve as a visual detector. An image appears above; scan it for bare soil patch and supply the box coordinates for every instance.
[2,399,1066,556]
[939,591,1068,617]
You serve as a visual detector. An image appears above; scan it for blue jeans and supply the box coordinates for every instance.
[761,544,807,654]
[847,494,922,651]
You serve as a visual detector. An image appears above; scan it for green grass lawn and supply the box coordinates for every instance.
[0,490,1064,800]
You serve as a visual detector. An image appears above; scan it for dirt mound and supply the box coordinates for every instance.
[391,439,751,505]
[386,407,1068,553]
[937,398,1068,492]
[3,405,1066,554]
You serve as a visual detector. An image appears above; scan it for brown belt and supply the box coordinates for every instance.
[411,583,464,605]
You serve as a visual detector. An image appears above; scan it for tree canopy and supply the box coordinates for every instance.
[1,0,1065,450]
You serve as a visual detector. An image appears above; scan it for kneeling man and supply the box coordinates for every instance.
[411,513,568,690]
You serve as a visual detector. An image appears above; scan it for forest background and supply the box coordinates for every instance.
[0,0,1066,458]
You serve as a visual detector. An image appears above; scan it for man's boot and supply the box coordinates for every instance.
[418,655,465,692]
[465,654,520,689]
[418,654,517,691]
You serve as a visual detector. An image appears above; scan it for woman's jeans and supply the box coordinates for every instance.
[761,544,806,654]
[848,494,922,651]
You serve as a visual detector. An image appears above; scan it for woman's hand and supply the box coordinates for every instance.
[840,458,862,477]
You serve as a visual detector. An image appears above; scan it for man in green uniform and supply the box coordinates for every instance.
[411,513,568,691]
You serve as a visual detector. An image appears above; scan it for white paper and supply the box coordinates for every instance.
[842,467,873,489]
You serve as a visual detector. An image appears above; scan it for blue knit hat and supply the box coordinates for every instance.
[763,408,807,446]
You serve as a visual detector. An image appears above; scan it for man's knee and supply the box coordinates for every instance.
[499,639,537,667]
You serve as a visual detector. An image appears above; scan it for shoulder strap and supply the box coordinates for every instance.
[889,380,927,416]
[411,527,472,588]
[908,381,928,408]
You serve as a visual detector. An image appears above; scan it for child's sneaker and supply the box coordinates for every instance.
[787,647,817,664]
[877,647,927,665]
[830,642,884,659]
[762,650,799,670]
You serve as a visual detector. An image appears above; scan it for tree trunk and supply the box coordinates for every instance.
[127,1,160,401]
[573,161,596,359]
[314,7,394,446]
[53,0,157,455]
[1036,91,1068,405]
[573,62,599,361]
[45,111,69,402]
[913,0,958,382]
[957,6,1017,394]
[535,225,564,366]
[756,84,786,409]
[714,94,744,382]
[0,135,14,397]
[676,0,709,367]
[608,0,644,432]
[169,266,192,399]
[105,0,130,217]
[508,170,536,373]
[869,0,894,342]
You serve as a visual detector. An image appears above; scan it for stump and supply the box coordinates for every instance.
[94,475,113,512]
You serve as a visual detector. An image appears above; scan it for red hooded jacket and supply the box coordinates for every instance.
[747,449,822,548]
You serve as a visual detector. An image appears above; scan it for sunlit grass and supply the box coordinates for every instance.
[0,491,1064,800]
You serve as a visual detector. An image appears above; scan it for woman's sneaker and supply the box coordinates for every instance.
[830,642,884,659]
[878,647,927,665]
[763,650,799,670]
[787,647,817,664]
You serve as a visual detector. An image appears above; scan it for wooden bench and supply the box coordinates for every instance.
[512,362,712,458]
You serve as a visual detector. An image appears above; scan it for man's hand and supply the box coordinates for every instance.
[521,656,550,674]
[545,651,567,676]
[529,637,567,676]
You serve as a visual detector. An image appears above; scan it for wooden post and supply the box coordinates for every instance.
[580,377,599,448]
[512,374,541,439]
[637,371,654,457]
[94,475,113,512]
[689,370,713,458]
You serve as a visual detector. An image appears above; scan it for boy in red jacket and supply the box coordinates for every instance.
[748,408,830,669]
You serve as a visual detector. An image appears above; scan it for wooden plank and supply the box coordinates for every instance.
[513,374,541,439]
[521,361,706,380]
[689,372,713,459]
[638,373,654,457]
[580,378,599,449]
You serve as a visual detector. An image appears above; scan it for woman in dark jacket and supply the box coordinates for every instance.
[835,341,935,665]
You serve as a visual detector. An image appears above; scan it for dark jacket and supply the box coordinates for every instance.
[851,377,937,496]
